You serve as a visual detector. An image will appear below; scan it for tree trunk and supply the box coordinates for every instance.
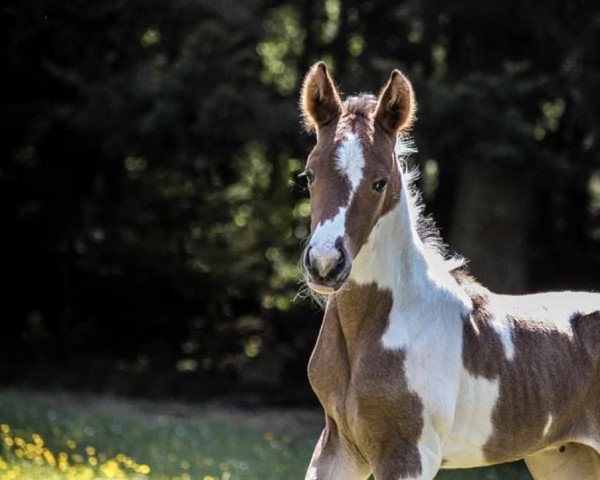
[449,162,531,294]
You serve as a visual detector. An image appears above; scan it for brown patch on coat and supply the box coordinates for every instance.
[454,268,600,463]
[308,281,424,477]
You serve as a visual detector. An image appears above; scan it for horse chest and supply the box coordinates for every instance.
[308,309,428,446]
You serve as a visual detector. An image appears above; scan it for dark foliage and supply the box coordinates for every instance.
[2,0,600,404]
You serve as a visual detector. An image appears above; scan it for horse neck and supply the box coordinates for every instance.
[349,175,432,302]
[336,173,470,345]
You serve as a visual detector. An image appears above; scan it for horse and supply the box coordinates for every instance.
[298,61,600,480]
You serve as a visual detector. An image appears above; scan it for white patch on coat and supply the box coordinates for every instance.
[543,415,553,437]
[491,319,515,361]
[499,291,600,337]
[442,374,501,467]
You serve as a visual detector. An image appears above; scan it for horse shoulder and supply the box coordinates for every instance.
[307,304,350,418]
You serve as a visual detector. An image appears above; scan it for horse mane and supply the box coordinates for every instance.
[395,138,467,274]
[341,94,463,270]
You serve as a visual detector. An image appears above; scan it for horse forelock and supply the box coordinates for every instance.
[342,94,378,117]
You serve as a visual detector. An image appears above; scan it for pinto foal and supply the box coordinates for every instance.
[299,62,600,480]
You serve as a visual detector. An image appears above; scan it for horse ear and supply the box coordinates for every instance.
[301,62,342,131]
[374,70,416,135]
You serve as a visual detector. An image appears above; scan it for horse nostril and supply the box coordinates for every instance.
[334,238,346,268]
[304,246,312,268]
[335,246,345,268]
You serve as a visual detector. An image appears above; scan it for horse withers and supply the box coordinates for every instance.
[299,62,600,480]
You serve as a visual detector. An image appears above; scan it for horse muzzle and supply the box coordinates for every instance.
[303,241,351,294]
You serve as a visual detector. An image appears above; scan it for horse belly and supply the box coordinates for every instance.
[441,371,501,468]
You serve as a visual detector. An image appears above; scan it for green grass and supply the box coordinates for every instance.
[0,390,531,479]
[0,390,319,479]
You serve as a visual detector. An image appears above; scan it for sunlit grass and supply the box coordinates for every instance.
[0,424,150,479]
[0,424,151,479]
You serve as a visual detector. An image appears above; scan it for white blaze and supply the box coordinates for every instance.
[309,207,347,276]
[335,133,365,190]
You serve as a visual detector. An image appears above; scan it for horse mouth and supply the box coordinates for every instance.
[306,267,351,295]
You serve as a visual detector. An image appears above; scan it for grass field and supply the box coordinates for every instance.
[0,390,531,479]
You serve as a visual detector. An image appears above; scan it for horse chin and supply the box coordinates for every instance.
[307,281,338,295]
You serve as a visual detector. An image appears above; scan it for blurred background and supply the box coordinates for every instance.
[1,0,600,479]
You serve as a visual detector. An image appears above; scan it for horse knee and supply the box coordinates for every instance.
[305,422,370,480]
[372,441,440,480]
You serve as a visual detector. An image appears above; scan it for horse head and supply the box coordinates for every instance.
[300,62,416,294]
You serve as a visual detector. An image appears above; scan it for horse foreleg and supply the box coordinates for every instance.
[304,418,371,480]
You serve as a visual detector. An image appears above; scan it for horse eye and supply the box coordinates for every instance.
[372,178,388,193]
[299,171,315,186]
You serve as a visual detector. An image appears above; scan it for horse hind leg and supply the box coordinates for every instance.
[524,443,600,480]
